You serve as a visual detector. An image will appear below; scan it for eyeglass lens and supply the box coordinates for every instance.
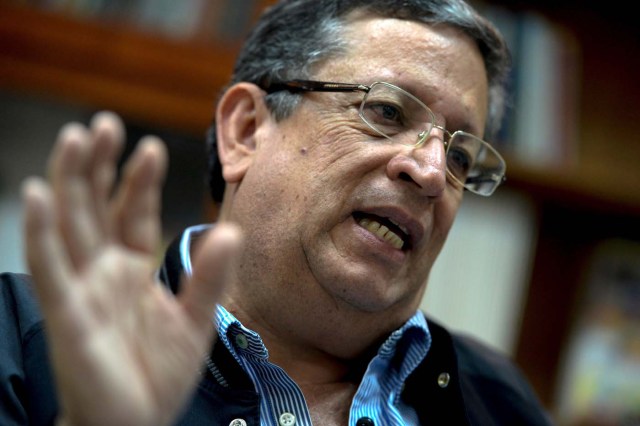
[358,82,505,196]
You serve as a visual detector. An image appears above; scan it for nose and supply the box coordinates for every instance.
[386,133,447,198]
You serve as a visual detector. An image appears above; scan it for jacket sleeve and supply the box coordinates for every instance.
[0,273,59,426]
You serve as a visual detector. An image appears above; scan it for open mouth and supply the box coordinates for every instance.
[353,211,411,251]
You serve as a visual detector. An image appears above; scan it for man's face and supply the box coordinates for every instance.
[228,15,488,321]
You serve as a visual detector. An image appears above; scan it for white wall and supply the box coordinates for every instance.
[0,91,208,274]
[421,188,538,355]
[0,92,89,274]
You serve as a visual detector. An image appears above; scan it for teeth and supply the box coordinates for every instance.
[388,218,409,235]
[357,217,404,250]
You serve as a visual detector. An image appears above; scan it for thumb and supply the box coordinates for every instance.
[179,223,243,326]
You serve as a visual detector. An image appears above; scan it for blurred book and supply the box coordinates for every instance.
[482,6,582,170]
[554,239,640,426]
[8,0,261,43]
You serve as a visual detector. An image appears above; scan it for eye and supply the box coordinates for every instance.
[447,147,473,181]
[360,101,408,138]
[358,83,430,141]
[375,103,402,122]
[365,102,404,125]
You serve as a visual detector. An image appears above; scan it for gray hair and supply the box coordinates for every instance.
[207,0,511,202]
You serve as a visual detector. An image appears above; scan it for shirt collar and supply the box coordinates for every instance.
[178,224,431,398]
[216,305,269,361]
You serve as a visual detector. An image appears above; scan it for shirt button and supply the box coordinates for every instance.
[279,412,296,426]
[438,372,451,388]
[235,333,249,349]
[356,417,375,426]
[229,419,247,426]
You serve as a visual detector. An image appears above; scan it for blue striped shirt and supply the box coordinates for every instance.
[181,225,431,426]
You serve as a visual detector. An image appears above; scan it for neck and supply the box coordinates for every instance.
[220,294,381,385]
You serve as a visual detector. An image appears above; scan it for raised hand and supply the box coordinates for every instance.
[21,112,241,426]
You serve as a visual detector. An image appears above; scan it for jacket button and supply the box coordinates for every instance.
[229,420,247,426]
[438,372,451,388]
[356,417,375,426]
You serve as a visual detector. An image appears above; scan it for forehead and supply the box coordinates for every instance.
[316,13,489,131]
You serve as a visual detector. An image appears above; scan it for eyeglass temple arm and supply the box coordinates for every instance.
[262,80,367,94]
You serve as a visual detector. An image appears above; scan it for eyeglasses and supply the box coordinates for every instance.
[262,79,507,196]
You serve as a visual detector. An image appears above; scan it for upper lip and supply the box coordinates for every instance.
[355,205,425,249]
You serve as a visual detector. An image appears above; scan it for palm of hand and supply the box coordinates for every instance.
[50,249,206,426]
[23,112,240,426]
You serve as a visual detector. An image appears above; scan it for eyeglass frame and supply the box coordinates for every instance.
[260,79,507,196]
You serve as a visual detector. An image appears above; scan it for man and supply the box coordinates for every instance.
[1,0,553,424]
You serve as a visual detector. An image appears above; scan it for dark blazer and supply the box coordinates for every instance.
[0,236,553,425]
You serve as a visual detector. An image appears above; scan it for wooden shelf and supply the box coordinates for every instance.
[0,2,240,137]
[504,159,640,216]
[492,2,640,214]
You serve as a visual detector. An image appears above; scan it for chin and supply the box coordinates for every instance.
[326,275,422,315]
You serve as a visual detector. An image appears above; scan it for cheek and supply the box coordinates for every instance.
[433,189,462,242]
[249,108,389,222]
[238,129,357,225]
[416,188,462,262]
[301,124,370,190]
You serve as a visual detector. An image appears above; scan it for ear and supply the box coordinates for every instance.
[215,82,268,183]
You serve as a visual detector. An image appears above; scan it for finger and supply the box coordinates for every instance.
[110,136,168,254]
[87,112,126,236]
[22,177,74,312]
[180,223,243,328]
[48,123,104,269]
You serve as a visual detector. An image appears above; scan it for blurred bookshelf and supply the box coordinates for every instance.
[554,239,640,425]
[4,0,262,42]
[2,1,638,211]
[0,1,271,137]
[482,5,581,168]
[483,2,640,424]
[2,0,640,423]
